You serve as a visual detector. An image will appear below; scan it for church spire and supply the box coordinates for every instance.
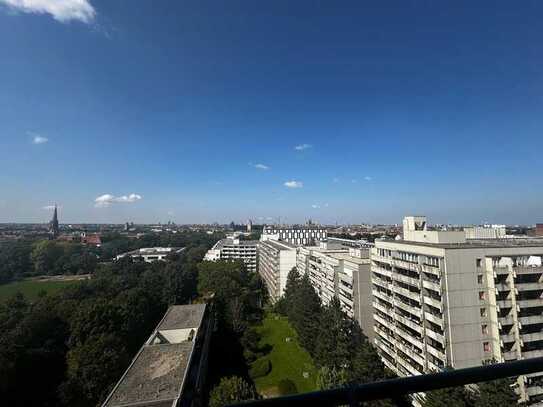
[50,204,59,238]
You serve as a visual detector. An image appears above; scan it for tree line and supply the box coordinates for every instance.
[0,230,224,284]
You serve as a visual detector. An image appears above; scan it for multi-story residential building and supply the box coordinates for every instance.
[258,240,296,301]
[204,238,258,272]
[297,245,374,340]
[116,247,185,262]
[465,225,506,239]
[102,304,213,407]
[261,225,327,246]
[371,216,543,404]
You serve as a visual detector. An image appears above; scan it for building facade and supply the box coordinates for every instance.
[465,225,506,239]
[103,304,213,407]
[297,245,374,341]
[204,238,258,272]
[258,240,296,301]
[261,225,327,246]
[116,247,185,262]
[371,216,543,404]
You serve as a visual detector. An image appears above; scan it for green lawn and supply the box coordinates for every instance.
[0,280,78,302]
[252,313,318,397]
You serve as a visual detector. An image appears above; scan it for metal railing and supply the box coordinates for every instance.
[228,357,543,407]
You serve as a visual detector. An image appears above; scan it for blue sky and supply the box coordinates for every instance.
[1,1,542,225]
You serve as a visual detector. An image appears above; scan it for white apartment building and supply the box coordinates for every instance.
[371,216,543,404]
[465,225,507,239]
[116,247,185,262]
[203,238,258,272]
[297,245,374,341]
[261,225,327,246]
[258,240,297,301]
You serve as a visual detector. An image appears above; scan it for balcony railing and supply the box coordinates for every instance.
[228,357,543,407]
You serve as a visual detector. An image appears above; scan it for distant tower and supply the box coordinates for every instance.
[49,204,59,238]
[247,219,253,232]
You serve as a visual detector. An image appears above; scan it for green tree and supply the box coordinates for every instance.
[209,376,258,407]
[31,240,64,275]
[423,385,473,407]
[317,365,349,390]
[473,378,517,407]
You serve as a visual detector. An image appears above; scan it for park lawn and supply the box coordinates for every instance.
[253,313,318,397]
[0,280,78,302]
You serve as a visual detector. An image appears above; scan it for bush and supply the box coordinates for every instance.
[249,358,271,379]
[278,379,297,395]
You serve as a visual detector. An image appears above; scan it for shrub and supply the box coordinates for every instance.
[277,379,297,395]
[249,358,271,379]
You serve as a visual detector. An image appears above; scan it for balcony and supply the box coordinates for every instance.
[523,349,543,359]
[499,315,516,325]
[373,300,391,315]
[423,295,443,311]
[425,312,444,329]
[392,259,420,272]
[427,342,446,361]
[374,313,393,328]
[394,273,421,288]
[372,276,392,290]
[373,289,393,304]
[393,285,421,302]
[394,313,423,334]
[494,266,512,275]
[516,282,543,291]
[393,298,423,318]
[521,332,543,343]
[395,325,424,351]
[518,298,543,308]
[425,328,445,344]
[516,266,543,275]
[519,315,543,326]
[395,353,423,376]
[422,279,441,293]
[395,339,425,366]
[500,333,517,343]
[421,263,441,277]
[497,299,514,308]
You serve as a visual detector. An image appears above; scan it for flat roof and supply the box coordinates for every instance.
[158,304,206,331]
[104,342,193,407]
[329,252,370,264]
[378,238,543,250]
[214,239,259,250]
[261,239,296,250]
[119,247,185,256]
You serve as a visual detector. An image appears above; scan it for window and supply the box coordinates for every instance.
[476,259,482,268]
[482,324,488,335]
[479,291,486,300]
[480,308,487,317]
[477,274,484,284]
[483,342,491,352]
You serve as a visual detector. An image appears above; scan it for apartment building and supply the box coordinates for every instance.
[258,240,296,301]
[261,225,327,246]
[465,225,506,239]
[103,304,213,407]
[204,238,258,272]
[297,245,374,340]
[116,247,185,262]
[371,216,543,404]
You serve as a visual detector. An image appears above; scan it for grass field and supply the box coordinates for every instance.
[0,279,79,302]
[253,313,318,397]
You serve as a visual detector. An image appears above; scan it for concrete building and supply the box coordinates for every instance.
[258,240,296,301]
[465,225,506,239]
[103,304,213,407]
[536,224,543,237]
[297,245,374,340]
[203,238,258,272]
[371,216,543,404]
[116,247,185,262]
[261,225,327,246]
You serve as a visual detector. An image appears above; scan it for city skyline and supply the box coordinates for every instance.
[1,1,543,224]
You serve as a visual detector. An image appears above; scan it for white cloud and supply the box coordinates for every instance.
[294,143,312,151]
[94,193,142,208]
[253,163,270,170]
[311,204,320,209]
[29,132,48,144]
[0,0,96,23]
[324,203,329,207]
[284,180,303,189]
[364,176,373,181]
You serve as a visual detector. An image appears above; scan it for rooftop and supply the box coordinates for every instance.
[260,239,296,250]
[213,238,259,250]
[119,247,185,257]
[104,342,193,407]
[380,237,543,250]
[158,304,206,331]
